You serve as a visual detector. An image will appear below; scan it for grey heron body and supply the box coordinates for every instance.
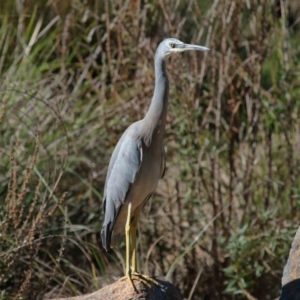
[101,38,209,286]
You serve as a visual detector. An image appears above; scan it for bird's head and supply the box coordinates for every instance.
[156,38,209,59]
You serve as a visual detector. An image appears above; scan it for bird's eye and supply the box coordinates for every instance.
[169,42,175,48]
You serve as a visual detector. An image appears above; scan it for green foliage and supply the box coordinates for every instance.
[224,222,294,298]
[1,0,300,299]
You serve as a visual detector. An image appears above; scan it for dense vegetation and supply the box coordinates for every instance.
[1,0,300,299]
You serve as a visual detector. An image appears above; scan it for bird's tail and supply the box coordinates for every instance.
[101,224,124,250]
[101,224,111,251]
[101,224,124,251]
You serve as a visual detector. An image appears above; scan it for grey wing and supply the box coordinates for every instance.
[101,134,142,250]
[161,145,166,178]
[102,136,123,211]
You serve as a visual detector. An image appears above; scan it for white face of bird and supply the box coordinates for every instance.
[158,38,209,57]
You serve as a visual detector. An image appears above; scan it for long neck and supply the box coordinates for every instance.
[143,54,169,145]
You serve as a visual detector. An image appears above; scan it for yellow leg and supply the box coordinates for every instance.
[125,202,132,277]
[130,220,138,273]
[130,212,161,288]
[119,203,136,291]
[119,204,160,290]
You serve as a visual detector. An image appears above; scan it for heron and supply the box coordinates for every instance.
[101,38,209,288]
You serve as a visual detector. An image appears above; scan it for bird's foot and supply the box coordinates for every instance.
[118,274,138,292]
[131,272,161,288]
[119,272,160,290]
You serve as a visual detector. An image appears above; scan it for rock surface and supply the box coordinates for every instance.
[280,226,300,300]
[282,226,300,286]
[48,278,182,300]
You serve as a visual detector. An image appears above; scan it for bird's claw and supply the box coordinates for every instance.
[118,274,138,292]
[119,272,160,290]
[131,272,161,288]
